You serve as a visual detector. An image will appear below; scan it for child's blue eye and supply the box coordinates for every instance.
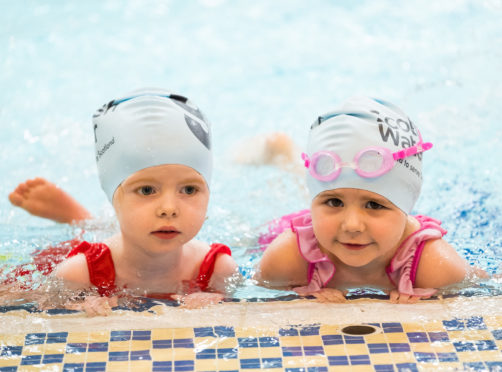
[138,186,155,195]
[181,185,197,195]
[326,198,343,207]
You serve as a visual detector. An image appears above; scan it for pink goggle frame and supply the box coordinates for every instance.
[302,137,433,182]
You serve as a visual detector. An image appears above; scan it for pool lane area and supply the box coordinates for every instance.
[1,296,501,371]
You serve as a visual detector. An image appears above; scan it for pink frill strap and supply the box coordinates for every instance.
[386,215,447,296]
[288,212,335,294]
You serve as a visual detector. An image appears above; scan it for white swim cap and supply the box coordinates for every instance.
[306,97,428,214]
[93,88,212,202]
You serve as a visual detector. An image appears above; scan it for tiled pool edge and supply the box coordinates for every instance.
[1,296,501,334]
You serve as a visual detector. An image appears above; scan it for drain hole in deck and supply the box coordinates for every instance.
[341,325,377,336]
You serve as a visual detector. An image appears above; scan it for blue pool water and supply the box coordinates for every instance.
[1,0,501,299]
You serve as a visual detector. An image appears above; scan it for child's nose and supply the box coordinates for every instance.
[341,208,365,233]
[156,196,179,218]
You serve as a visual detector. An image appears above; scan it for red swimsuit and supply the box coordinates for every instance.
[3,241,232,297]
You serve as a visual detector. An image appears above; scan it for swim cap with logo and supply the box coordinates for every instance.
[306,96,427,214]
[93,88,212,202]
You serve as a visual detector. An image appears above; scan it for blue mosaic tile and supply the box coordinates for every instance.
[300,325,320,336]
[492,329,502,340]
[174,360,194,371]
[259,336,280,347]
[153,361,172,372]
[66,343,87,353]
[414,352,436,363]
[475,340,497,351]
[63,363,85,372]
[368,343,389,353]
[443,319,464,331]
[110,330,131,341]
[322,334,343,345]
[279,327,299,336]
[374,365,395,372]
[428,331,449,342]
[262,357,282,368]
[344,335,365,344]
[173,338,194,348]
[85,362,106,372]
[486,361,502,369]
[87,342,108,352]
[217,348,238,359]
[238,337,258,348]
[389,343,411,352]
[240,358,261,369]
[463,362,486,371]
[194,327,215,337]
[0,367,18,372]
[381,323,403,333]
[132,330,151,340]
[454,341,477,352]
[214,326,235,337]
[42,354,64,364]
[407,332,428,343]
[304,346,324,356]
[46,332,68,344]
[282,346,303,357]
[24,333,45,345]
[153,339,173,349]
[396,363,418,372]
[328,356,349,366]
[349,355,370,365]
[0,346,23,356]
[196,348,216,359]
[437,352,459,362]
[21,354,42,365]
[466,316,487,330]
[131,350,151,361]
[109,351,128,362]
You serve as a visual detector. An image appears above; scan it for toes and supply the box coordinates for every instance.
[26,178,46,187]
[8,191,24,206]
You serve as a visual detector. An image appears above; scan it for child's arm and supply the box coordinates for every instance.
[414,238,489,289]
[54,254,93,290]
[255,229,309,288]
[208,254,239,293]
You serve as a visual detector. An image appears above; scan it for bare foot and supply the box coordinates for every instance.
[8,178,92,224]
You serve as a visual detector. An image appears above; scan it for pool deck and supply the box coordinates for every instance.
[1,296,502,371]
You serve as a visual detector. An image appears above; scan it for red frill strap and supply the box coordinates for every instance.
[67,241,116,296]
[195,243,232,291]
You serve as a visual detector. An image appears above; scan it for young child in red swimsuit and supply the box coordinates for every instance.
[7,88,238,314]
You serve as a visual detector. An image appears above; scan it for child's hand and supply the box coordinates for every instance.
[172,292,224,309]
[389,290,429,304]
[65,296,118,316]
[311,288,347,303]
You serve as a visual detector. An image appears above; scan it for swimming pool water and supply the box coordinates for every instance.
[1,0,501,300]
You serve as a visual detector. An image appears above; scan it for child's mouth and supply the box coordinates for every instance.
[340,242,369,250]
[151,227,180,240]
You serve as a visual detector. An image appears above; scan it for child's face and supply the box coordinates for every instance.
[310,188,408,268]
[113,164,209,254]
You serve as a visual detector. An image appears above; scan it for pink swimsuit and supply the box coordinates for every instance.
[260,209,447,296]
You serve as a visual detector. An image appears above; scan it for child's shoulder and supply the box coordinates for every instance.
[186,240,237,276]
[257,229,309,287]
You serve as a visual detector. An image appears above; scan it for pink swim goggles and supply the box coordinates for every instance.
[302,137,433,182]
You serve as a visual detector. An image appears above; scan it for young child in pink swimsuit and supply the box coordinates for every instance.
[7,88,238,313]
[255,97,487,303]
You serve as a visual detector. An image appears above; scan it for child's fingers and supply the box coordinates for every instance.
[313,288,346,303]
